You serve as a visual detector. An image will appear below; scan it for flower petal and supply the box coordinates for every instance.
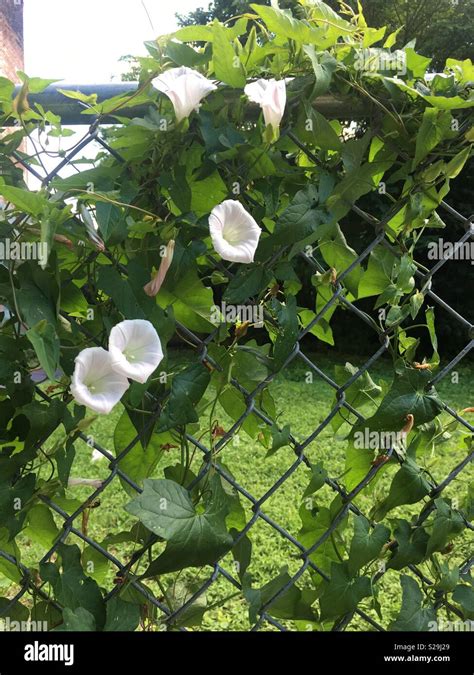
[109,319,163,384]
[244,78,286,129]
[71,347,129,415]
[209,200,262,264]
[152,66,217,122]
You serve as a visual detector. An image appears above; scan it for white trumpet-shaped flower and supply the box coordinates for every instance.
[209,200,262,264]
[152,66,217,122]
[108,319,163,384]
[244,78,287,130]
[71,347,130,415]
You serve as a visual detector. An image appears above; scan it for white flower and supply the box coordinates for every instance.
[71,347,129,415]
[244,78,287,130]
[108,319,163,384]
[209,200,262,264]
[152,66,217,122]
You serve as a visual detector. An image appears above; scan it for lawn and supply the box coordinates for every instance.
[6,349,473,631]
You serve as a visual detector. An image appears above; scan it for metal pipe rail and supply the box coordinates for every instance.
[11,81,368,124]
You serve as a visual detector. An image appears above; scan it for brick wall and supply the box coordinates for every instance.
[0,0,24,82]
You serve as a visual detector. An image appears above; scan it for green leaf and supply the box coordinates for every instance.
[23,504,59,550]
[18,74,60,93]
[267,423,291,457]
[436,562,460,593]
[298,499,348,573]
[26,319,60,382]
[157,362,210,431]
[157,269,216,332]
[0,77,14,102]
[172,25,214,42]
[358,247,401,299]
[244,568,317,623]
[319,562,372,620]
[452,585,474,619]
[387,519,429,571]
[405,48,432,78]
[0,529,22,583]
[231,532,252,582]
[97,265,146,320]
[0,185,46,216]
[362,26,386,48]
[372,458,431,521]
[250,4,326,45]
[413,108,452,169]
[172,20,248,44]
[0,474,36,538]
[299,102,341,151]
[56,607,96,631]
[114,410,169,496]
[303,462,328,497]
[332,362,382,432]
[96,202,128,244]
[348,516,390,576]
[327,156,394,220]
[344,443,374,492]
[273,295,299,371]
[58,89,98,105]
[307,0,354,38]
[126,475,233,575]
[425,306,440,366]
[16,263,58,328]
[219,386,260,439]
[389,575,436,631]
[212,22,246,88]
[165,581,208,628]
[187,169,228,213]
[319,223,361,296]
[166,41,208,68]
[40,544,106,629]
[303,47,339,99]
[103,597,141,631]
[426,499,465,555]
[0,597,30,622]
[444,146,471,179]
[81,545,110,586]
[273,185,322,245]
[353,367,443,433]
[223,265,272,304]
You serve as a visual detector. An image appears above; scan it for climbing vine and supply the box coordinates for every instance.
[0,1,472,631]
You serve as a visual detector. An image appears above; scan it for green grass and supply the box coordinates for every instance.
[6,351,473,631]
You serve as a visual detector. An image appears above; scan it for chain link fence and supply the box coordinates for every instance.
[1,89,473,631]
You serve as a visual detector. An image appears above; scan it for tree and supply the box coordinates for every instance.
[177,0,299,27]
[356,0,474,70]
[177,0,474,70]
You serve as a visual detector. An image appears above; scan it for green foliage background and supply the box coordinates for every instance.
[0,0,472,631]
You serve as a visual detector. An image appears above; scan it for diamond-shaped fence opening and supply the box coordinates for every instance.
[0,86,472,632]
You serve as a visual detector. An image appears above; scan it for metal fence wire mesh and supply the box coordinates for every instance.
[1,92,473,632]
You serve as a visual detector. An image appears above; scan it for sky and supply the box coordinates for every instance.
[21,0,207,184]
[24,0,204,82]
